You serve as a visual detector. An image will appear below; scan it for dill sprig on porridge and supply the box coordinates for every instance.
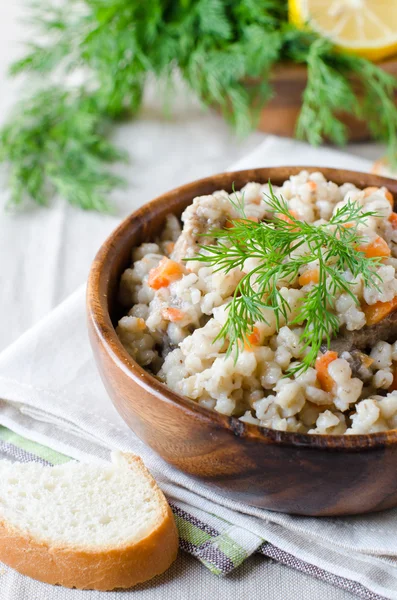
[191,186,382,375]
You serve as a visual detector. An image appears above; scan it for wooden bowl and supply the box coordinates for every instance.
[87,166,397,516]
[252,58,397,141]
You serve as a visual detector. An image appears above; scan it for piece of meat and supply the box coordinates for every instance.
[340,350,374,381]
[319,311,397,379]
[171,192,234,261]
[325,311,397,355]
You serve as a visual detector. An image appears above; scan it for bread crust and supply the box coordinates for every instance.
[0,454,178,590]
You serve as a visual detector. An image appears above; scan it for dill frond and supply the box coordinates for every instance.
[0,88,126,211]
[192,184,382,375]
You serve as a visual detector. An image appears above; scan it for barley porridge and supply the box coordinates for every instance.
[117,171,397,435]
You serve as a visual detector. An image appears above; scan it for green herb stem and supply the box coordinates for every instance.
[191,185,382,375]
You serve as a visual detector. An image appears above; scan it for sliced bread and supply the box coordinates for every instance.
[0,452,178,590]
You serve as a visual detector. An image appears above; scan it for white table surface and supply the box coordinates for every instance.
[0,3,389,599]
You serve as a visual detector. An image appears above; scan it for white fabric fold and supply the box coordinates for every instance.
[1,137,397,599]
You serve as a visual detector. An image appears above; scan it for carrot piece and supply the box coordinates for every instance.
[389,212,397,229]
[244,326,261,351]
[277,210,298,225]
[357,236,391,258]
[362,296,397,326]
[315,351,338,393]
[162,307,185,322]
[136,318,146,330]
[148,257,183,290]
[298,268,320,287]
[389,364,397,392]
[358,352,374,369]
[307,180,317,191]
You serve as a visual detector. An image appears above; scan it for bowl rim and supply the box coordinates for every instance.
[87,165,397,451]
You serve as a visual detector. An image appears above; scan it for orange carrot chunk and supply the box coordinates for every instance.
[358,352,374,369]
[362,296,397,326]
[244,326,261,351]
[307,180,317,191]
[357,236,391,258]
[298,268,320,287]
[162,307,185,322]
[148,257,183,290]
[136,318,146,330]
[315,351,338,393]
[389,212,397,229]
[277,210,298,225]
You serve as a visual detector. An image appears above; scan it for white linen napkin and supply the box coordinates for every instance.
[1,137,397,599]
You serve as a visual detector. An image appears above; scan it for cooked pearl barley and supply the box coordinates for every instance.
[378,392,397,419]
[299,402,326,427]
[334,378,363,412]
[116,317,158,367]
[276,327,305,359]
[247,390,266,406]
[185,354,204,373]
[214,396,235,415]
[309,411,347,435]
[310,410,339,432]
[295,367,317,387]
[117,172,397,435]
[305,386,332,406]
[240,410,260,425]
[253,397,275,420]
[347,399,380,434]
[365,193,392,219]
[260,362,282,389]
[274,382,305,417]
[363,266,397,305]
[328,359,351,385]
[132,243,161,261]
[274,346,292,370]
[129,303,149,319]
[267,417,288,431]
[336,293,366,331]
[372,370,393,390]
[370,341,392,369]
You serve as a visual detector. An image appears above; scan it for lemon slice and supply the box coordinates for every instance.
[289,0,397,62]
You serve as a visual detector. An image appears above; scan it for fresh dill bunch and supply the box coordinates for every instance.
[0,87,127,211]
[285,33,397,160]
[1,0,397,210]
[1,0,284,209]
[192,185,382,375]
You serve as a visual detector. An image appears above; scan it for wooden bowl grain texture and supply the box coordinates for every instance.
[87,166,397,516]
[253,58,397,141]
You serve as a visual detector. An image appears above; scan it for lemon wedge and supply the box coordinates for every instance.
[289,0,397,62]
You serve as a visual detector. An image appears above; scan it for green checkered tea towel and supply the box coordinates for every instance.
[0,426,387,600]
